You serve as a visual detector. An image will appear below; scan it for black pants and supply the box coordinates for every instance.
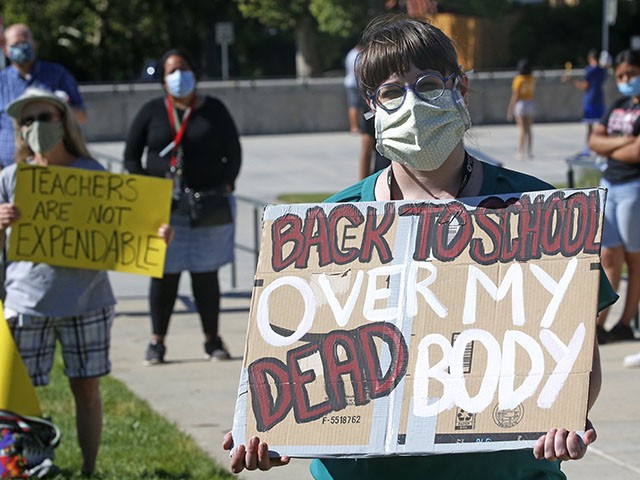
[149,270,220,338]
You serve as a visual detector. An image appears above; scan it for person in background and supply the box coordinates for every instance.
[124,48,241,365]
[358,115,390,179]
[507,58,535,160]
[0,24,87,169]
[0,87,171,476]
[589,49,640,345]
[0,19,6,70]
[344,43,364,133]
[565,49,607,152]
[223,13,616,479]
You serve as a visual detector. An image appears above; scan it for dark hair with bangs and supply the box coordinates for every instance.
[355,13,462,97]
[614,49,640,70]
[516,58,532,76]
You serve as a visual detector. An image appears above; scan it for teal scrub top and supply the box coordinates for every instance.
[311,161,617,480]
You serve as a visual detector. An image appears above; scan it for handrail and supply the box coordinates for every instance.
[564,151,606,188]
[90,149,125,173]
[231,194,267,289]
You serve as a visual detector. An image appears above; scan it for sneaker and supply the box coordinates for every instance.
[205,337,231,361]
[144,341,166,365]
[606,322,635,342]
[596,325,609,345]
[623,352,640,368]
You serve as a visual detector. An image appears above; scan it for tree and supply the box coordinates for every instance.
[235,0,371,77]
[1,0,169,81]
[508,0,637,68]
[436,0,510,18]
[0,0,235,81]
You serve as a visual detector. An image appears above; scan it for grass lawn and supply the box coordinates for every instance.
[554,168,602,189]
[36,351,234,479]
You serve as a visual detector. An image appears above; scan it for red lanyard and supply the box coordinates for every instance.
[162,96,196,168]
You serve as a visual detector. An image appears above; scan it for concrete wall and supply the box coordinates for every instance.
[80,71,619,142]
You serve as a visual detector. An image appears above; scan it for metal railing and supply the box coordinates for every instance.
[564,151,606,188]
[90,150,265,290]
[231,194,266,288]
[91,149,126,173]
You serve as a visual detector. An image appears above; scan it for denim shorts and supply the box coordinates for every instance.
[514,100,535,118]
[583,103,604,123]
[6,306,114,386]
[600,178,640,252]
[345,86,365,109]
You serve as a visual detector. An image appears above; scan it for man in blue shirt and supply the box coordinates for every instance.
[567,49,607,152]
[0,23,87,168]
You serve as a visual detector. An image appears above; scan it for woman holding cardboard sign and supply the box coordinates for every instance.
[223,13,617,480]
[124,48,242,364]
[0,87,172,476]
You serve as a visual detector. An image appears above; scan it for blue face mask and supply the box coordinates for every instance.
[8,42,35,65]
[617,76,640,98]
[165,70,196,98]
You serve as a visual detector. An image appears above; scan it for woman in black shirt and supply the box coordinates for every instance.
[124,48,241,364]
[589,49,640,345]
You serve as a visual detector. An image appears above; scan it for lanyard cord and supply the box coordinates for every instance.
[387,151,473,200]
[161,96,196,170]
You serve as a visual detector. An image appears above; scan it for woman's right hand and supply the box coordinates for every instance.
[0,203,20,230]
[223,432,290,474]
[158,223,174,245]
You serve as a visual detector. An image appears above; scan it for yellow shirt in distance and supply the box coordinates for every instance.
[512,74,535,100]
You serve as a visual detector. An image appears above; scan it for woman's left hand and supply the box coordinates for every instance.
[533,419,596,461]
[158,224,174,245]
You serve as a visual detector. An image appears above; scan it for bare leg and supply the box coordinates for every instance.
[359,133,375,180]
[69,377,102,475]
[586,123,594,146]
[521,115,533,158]
[348,107,360,133]
[598,246,625,327]
[515,116,525,159]
[619,251,640,326]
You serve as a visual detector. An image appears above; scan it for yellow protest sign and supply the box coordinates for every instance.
[8,164,172,278]
[0,304,41,417]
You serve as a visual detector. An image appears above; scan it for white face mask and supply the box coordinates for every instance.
[21,121,64,153]
[374,89,471,171]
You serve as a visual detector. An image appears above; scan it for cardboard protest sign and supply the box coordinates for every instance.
[8,164,171,278]
[232,188,606,457]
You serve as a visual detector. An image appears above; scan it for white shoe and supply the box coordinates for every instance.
[623,352,640,368]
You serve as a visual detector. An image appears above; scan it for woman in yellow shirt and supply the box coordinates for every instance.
[507,58,535,159]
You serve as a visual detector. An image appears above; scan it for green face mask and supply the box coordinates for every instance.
[21,121,64,153]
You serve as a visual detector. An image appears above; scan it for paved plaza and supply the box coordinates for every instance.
[92,122,640,479]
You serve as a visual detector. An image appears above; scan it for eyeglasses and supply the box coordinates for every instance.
[369,71,457,113]
[19,111,60,127]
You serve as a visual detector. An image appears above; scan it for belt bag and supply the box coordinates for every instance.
[186,187,232,228]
